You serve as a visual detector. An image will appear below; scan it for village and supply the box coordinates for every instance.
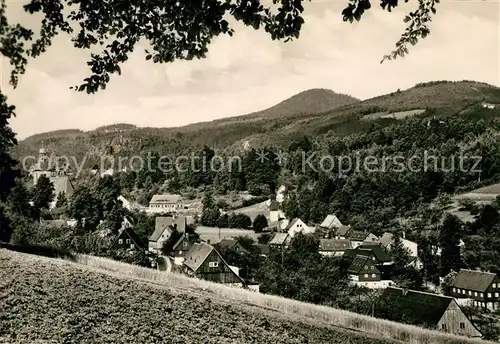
[24,146,500,340]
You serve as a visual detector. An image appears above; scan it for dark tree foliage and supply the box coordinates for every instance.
[70,186,102,231]
[7,183,33,219]
[252,214,268,233]
[1,0,437,95]
[439,214,462,277]
[32,175,55,211]
[55,191,68,209]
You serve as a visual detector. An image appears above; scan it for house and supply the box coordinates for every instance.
[319,214,343,230]
[148,194,185,214]
[347,256,392,288]
[451,269,500,311]
[318,239,351,256]
[276,185,286,203]
[255,244,270,256]
[215,238,248,254]
[265,219,289,232]
[269,200,285,223]
[115,227,143,251]
[377,287,482,338]
[49,176,74,209]
[118,195,143,211]
[345,244,392,265]
[268,233,291,249]
[183,242,246,286]
[335,225,353,239]
[170,233,194,265]
[380,232,422,269]
[285,218,314,237]
[348,231,378,248]
[148,216,178,253]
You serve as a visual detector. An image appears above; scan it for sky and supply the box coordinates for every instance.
[2,0,499,139]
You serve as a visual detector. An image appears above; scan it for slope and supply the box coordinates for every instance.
[0,249,488,344]
[0,249,394,344]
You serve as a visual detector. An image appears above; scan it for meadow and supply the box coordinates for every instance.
[0,249,494,344]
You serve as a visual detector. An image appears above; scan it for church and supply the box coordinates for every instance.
[30,145,74,209]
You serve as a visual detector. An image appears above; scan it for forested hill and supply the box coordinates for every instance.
[13,80,500,164]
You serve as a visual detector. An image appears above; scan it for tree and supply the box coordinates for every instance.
[1,0,438,97]
[6,183,33,218]
[55,191,68,209]
[32,175,55,212]
[439,214,462,277]
[390,232,411,269]
[70,187,101,231]
[252,214,268,233]
[0,93,18,242]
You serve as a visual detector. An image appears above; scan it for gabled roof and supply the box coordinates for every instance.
[336,225,352,237]
[268,233,289,245]
[184,242,214,272]
[348,231,370,241]
[452,269,498,292]
[50,176,74,198]
[319,239,351,251]
[150,194,182,203]
[172,233,192,251]
[216,238,238,249]
[320,214,343,229]
[285,218,301,230]
[183,243,245,284]
[380,232,393,247]
[149,216,174,242]
[118,227,143,249]
[255,244,270,255]
[358,244,391,263]
[347,256,380,274]
[269,200,279,211]
[378,287,454,327]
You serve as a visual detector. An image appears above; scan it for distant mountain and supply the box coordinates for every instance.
[243,88,360,119]
[13,80,500,166]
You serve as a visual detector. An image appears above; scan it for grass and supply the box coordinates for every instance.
[1,249,396,344]
[1,249,492,344]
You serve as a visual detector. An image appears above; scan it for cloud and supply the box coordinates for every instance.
[2,0,499,139]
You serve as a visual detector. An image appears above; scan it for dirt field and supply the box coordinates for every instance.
[0,249,399,344]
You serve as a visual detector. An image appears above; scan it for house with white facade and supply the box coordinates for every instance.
[285,218,314,237]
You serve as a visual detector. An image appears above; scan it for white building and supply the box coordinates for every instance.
[285,218,314,237]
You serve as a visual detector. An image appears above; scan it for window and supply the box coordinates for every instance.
[460,322,465,329]
[469,291,472,296]
[441,324,447,330]
[364,266,368,269]
[453,288,456,293]
[371,266,374,270]
[480,293,484,297]
[179,250,182,254]
[126,239,131,244]
[364,274,369,278]
[474,292,478,297]
[130,244,134,249]
[495,293,499,297]
[208,262,219,268]
[371,274,376,278]
[487,293,491,298]
[118,239,123,244]
[493,283,497,289]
